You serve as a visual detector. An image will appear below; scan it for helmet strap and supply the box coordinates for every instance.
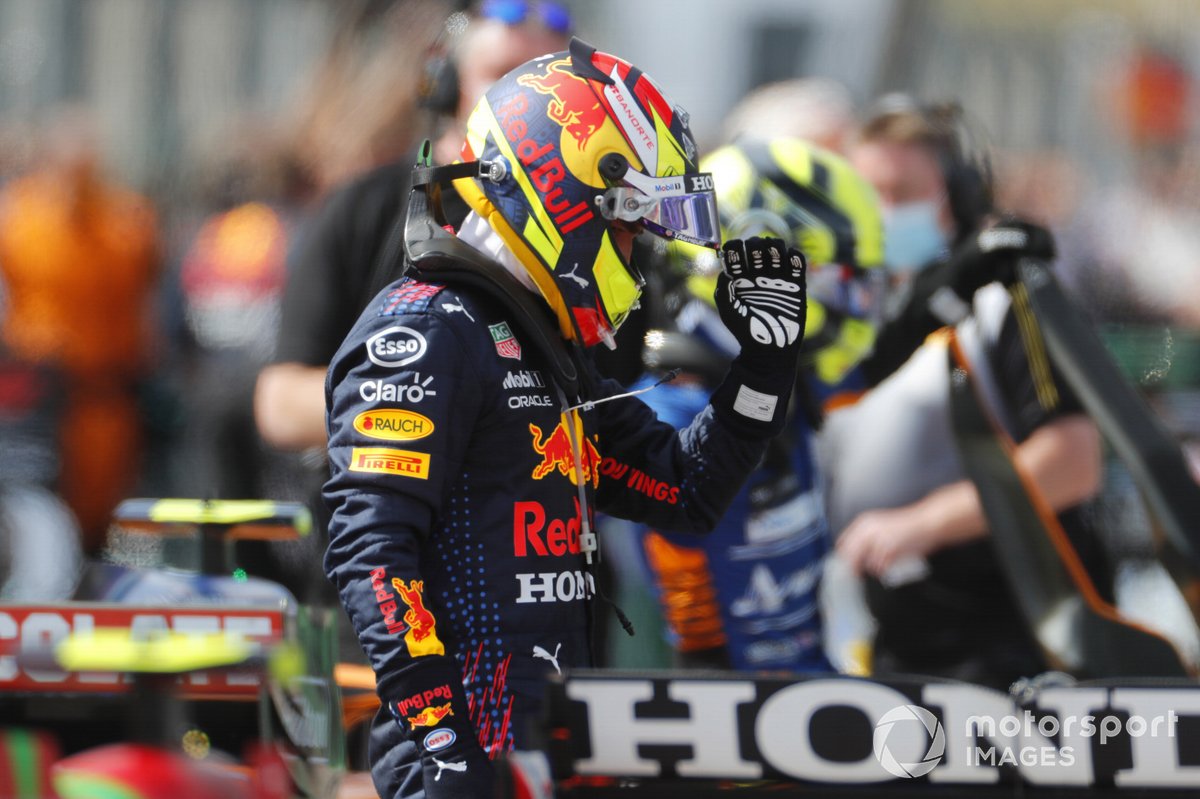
[409,140,508,228]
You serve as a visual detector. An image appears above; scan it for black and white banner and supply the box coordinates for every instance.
[542,671,1200,795]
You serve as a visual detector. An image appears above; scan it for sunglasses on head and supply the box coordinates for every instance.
[479,0,573,34]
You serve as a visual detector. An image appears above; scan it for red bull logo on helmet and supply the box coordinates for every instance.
[493,64,596,236]
[529,417,600,487]
[518,57,608,152]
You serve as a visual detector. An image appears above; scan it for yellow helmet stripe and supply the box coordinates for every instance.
[591,232,641,329]
[769,139,815,187]
[453,176,577,340]
[521,212,561,267]
[760,180,837,268]
[805,298,828,339]
[809,316,877,385]
[466,99,564,260]
[650,107,687,177]
[769,139,884,269]
[1010,282,1060,411]
[826,159,885,270]
[702,146,757,235]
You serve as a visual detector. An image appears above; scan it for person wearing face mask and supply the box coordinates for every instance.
[852,98,1054,387]
[819,98,1112,689]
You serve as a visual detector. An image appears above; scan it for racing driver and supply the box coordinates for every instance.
[323,39,809,798]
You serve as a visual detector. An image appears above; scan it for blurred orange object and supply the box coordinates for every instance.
[334,662,381,731]
[1117,50,1192,147]
[643,530,727,652]
[0,160,158,550]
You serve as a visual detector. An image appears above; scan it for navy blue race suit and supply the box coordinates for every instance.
[631,373,833,672]
[323,243,798,797]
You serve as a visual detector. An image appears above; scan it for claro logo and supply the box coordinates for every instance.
[366,326,427,367]
[354,410,434,441]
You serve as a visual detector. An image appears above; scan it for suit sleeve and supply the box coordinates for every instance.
[991,305,1084,441]
[594,357,791,534]
[858,258,958,387]
[322,308,494,795]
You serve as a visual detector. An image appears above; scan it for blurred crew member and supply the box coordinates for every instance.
[0,110,159,552]
[823,98,1109,688]
[255,1,571,452]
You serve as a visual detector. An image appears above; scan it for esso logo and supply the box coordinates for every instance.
[367,327,427,368]
[423,728,456,752]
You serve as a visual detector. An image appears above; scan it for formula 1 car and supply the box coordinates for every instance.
[0,499,345,799]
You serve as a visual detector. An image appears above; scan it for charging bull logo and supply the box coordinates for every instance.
[517,57,608,151]
[407,703,453,728]
[530,417,600,487]
[391,578,445,657]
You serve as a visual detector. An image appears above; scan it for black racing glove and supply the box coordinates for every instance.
[715,237,807,365]
[944,217,1056,301]
[710,237,807,435]
[383,657,495,798]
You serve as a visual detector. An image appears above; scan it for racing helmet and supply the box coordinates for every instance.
[691,138,885,385]
[452,38,718,348]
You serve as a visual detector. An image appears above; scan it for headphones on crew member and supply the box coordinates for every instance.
[420,0,575,116]
[866,94,995,238]
[420,1,470,117]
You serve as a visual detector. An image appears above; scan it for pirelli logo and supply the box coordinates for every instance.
[349,447,431,479]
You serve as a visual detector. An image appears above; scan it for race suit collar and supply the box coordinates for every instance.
[456,211,540,296]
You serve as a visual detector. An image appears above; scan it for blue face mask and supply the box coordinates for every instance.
[883,200,949,273]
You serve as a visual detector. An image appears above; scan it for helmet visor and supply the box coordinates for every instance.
[598,170,721,250]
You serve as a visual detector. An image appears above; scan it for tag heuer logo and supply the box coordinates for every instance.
[489,321,522,360]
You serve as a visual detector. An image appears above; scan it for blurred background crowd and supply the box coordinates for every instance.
[1,0,1199,669]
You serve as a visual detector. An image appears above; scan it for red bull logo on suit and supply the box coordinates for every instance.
[391,578,445,657]
[530,418,600,487]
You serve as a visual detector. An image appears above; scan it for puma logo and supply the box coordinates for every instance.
[562,263,589,289]
[433,757,467,781]
[441,295,475,321]
[533,642,563,675]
